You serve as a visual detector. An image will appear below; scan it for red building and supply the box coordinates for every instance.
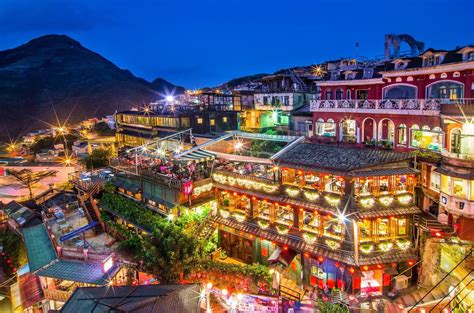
[311,46,474,152]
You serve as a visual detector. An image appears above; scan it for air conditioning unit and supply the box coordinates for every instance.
[394,275,409,290]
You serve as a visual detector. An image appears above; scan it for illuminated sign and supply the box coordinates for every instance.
[102,256,114,273]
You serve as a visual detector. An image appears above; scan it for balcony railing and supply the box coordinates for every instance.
[442,149,474,161]
[310,99,444,114]
[44,289,72,302]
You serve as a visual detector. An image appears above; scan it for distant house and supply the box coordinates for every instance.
[72,141,88,156]
[2,201,42,233]
[60,284,200,313]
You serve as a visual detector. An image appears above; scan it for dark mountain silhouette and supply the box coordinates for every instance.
[0,34,184,140]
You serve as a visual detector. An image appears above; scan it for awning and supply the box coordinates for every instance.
[435,164,474,180]
[119,181,141,194]
[268,246,297,268]
[143,193,175,209]
[179,149,215,162]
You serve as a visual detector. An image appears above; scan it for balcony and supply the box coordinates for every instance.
[440,99,474,115]
[44,288,72,302]
[442,149,474,161]
[310,99,442,115]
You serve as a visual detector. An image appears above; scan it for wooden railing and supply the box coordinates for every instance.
[44,289,72,302]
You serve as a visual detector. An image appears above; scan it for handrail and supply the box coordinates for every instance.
[441,279,474,312]
[431,270,473,312]
[407,250,473,311]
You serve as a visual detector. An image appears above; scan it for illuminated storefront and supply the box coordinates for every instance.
[410,125,443,151]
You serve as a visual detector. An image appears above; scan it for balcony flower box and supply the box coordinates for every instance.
[303,232,317,244]
[220,209,230,219]
[360,243,374,254]
[325,239,341,250]
[379,242,394,252]
[396,239,411,250]
[233,213,246,223]
[276,224,290,235]
[257,220,269,229]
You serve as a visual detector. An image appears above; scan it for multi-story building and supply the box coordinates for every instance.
[210,142,419,298]
[115,92,242,148]
[241,72,316,134]
[310,45,474,149]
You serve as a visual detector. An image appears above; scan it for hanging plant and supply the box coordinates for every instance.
[398,194,412,205]
[359,197,375,208]
[304,190,319,201]
[360,244,374,254]
[379,242,393,252]
[220,209,230,219]
[396,239,411,250]
[324,195,340,206]
[325,239,341,250]
[276,224,290,234]
[303,232,317,244]
[233,213,246,222]
[285,187,300,198]
[379,196,394,206]
[257,220,269,229]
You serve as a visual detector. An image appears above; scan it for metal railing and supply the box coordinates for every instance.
[310,98,444,112]
[407,250,473,311]
[441,149,474,161]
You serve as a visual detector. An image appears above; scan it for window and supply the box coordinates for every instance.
[210,119,215,126]
[181,117,190,128]
[222,117,228,123]
[346,89,352,100]
[398,219,407,236]
[383,85,417,99]
[395,62,407,69]
[450,128,461,154]
[441,175,451,194]
[341,119,356,142]
[453,178,468,198]
[263,96,269,105]
[410,125,443,151]
[335,88,344,100]
[325,89,333,100]
[197,117,203,124]
[356,90,369,100]
[430,171,441,191]
[397,124,407,145]
[283,96,290,106]
[468,51,474,61]
[427,81,464,99]
[315,119,336,137]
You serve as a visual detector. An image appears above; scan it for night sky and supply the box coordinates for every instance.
[1,0,473,88]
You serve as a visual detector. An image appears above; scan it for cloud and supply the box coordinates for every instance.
[0,0,118,33]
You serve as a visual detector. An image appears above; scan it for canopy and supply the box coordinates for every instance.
[178,149,215,163]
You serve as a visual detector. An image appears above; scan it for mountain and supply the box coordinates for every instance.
[0,34,184,140]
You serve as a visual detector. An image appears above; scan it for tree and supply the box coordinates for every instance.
[141,222,203,283]
[7,168,57,199]
[92,121,115,136]
[82,148,112,169]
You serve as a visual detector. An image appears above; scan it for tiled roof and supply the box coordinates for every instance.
[3,201,41,228]
[23,224,57,272]
[276,143,413,173]
[214,216,417,266]
[61,284,200,313]
[37,260,119,285]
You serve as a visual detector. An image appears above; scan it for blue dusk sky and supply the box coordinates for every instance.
[0,0,473,88]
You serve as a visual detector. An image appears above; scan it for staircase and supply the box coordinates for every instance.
[279,277,305,301]
[408,250,473,312]
[81,197,104,233]
[414,213,454,233]
[195,214,216,241]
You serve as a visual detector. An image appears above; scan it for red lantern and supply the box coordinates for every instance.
[335,262,340,268]
[363,265,369,271]
[304,252,309,258]
[318,256,324,263]
[408,260,415,266]
[283,246,288,251]
[349,267,355,274]
[376,264,383,269]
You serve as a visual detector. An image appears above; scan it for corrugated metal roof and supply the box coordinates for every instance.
[23,224,57,272]
[37,260,119,285]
